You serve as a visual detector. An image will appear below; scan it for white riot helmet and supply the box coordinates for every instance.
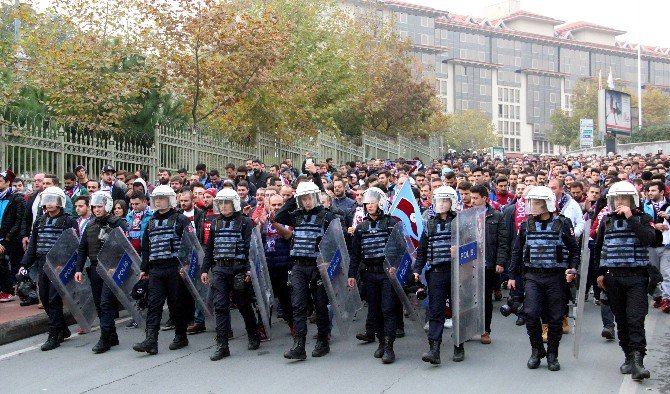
[90,191,113,213]
[362,187,389,213]
[40,186,67,208]
[606,181,639,211]
[525,186,556,216]
[214,188,241,214]
[433,186,458,213]
[150,185,177,209]
[295,181,321,211]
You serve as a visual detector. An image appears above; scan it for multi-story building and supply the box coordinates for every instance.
[343,0,670,154]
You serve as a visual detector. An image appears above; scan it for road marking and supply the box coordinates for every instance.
[0,316,132,362]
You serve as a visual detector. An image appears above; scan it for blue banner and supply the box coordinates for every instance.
[59,253,78,286]
[327,249,342,280]
[188,251,199,280]
[112,253,133,287]
[396,252,413,285]
[458,242,478,266]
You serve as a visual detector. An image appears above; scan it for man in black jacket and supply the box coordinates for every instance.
[0,170,26,301]
[248,159,270,191]
[99,165,126,202]
[74,191,128,354]
[470,184,509,344]
[21,173,45,251]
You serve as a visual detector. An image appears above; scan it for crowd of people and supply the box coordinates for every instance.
[0,148,668,381]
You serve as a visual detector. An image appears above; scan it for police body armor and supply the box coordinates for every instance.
[427,216,453,266]
[290,209,327,259]
[360,216,393,261]
[85,215,121,263]
[600,215,649,268]
[212,215,246,261]
[36,215,70,256]
[523,216,569,269]
[148,216,181,261]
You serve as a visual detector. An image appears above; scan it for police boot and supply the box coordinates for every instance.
[527,345,546,369]
[92,332,112,354]
[58,326,71,343]
[620,351,633,374]
[547,345,560,371]
[284,335,307,360]
[109,331,119,346]
[356,330,375,343]
[631,351,650,381]
[422,340,441,364]
[133,329,159,355]
[210,336,230,361]
[312,334,330,358]
[382,336,395,364]
[247,330,261,351]
[374,336,385,358]
[453,344,465,362]
[169,333,189,350]
[41,329,61,351]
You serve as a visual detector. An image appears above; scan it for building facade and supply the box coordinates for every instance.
[343,0,670,154]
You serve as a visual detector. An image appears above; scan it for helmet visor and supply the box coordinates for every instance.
[608,194,635,212]
[150,195,174,210]
[90,193,109,207]
[213,198,235,214]
[41,193,64,207]
[525,198,548,216]
[297,192,320,211]
[433,196,452,213]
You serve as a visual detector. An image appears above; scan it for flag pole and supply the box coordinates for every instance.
[637,42,643,129]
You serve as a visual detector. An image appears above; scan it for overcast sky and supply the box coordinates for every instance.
[411,0,667,48]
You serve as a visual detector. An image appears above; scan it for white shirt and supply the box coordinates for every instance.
[560,196,585,238]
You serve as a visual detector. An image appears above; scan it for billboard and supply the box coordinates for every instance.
[579,119,594,148]
[604,89,632,136]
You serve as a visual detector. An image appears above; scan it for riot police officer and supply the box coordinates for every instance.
[348,187,398,364]
[592,181,655,381]
[21,187,78,351]
[74,191,128,354]
[133,186,194,355]
[413,186,458,365]
[508,186,579,372]
[201,189,259,361]
[273,181,335,360]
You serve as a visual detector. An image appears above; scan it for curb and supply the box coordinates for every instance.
[0,312,76,346]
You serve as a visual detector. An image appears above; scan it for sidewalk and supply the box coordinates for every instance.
[0,300,69,346]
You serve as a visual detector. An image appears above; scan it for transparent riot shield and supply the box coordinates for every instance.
[249,226,274,339]
[96,227,144,327]
[573,218,591,359]
[384,222,422,327]
[451,207,486,346]
[178,230,212,318]
[44,228,97,333]
[317,220,362,337]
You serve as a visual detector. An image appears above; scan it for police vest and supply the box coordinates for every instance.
[147,216,180,261]
[291,210,327,258]
[212,215,246,261]
[600,216,649,268]
[359,216,393,261]
[85,215,122,263]
[36,215,69,256]
[523,216,569,269]
[427,216,453,266]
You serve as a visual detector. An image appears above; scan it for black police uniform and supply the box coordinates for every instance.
[483,205,509,335]
[133,208,194,354]
[75,214,128,353]
[202,211,258,360]
[594,210,655,380]
[510,214,579,370]
[22,210,77,351]
[414,211,456,364]
[274,196,335,360]
[349,213,398,363]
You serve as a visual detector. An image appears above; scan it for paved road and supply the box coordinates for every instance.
[1,297,668,394]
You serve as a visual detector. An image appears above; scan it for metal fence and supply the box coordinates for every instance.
[0,110,438,182]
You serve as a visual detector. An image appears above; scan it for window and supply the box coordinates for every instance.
[533,91,540,101]
[478,51,486,62]
[462,100,469,110]
[532,76,540,85]
[550,78,557,88]
[516,139,520,152]
[436,78,448,95]
[481,85,488,95]
[441,30,448,39]
[515,106,520,119]
[399,30,408,39]
[497,54,505,64]
[480,102,488,111]
[480,69,487,79]
[478,35,485,45]
[460,49,467,59]
[421,34,429,45]
[461,83,469,93]
[440,61,449,75]
[533,107,540,117]
[498,87,503,100]
[515,56,521,67]
[532,59,538,68]
[498,121,503,131]
[420,16,432,28]
[550,93,556,103]
[498,104,503,117]
[503,88,508,102]
[460,33,467,43]
[397,12,407,24]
